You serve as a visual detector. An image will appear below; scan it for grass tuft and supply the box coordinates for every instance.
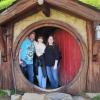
[92,95,100,100]
[0,90,8,97]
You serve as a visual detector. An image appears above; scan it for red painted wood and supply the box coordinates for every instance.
[54,30,81,85]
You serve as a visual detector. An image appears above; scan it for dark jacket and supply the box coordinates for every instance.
[45,44,61,66]
[34,54,47,77]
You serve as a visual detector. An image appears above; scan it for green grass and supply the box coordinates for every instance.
[0,0,16,10]
[79,0,100,9]
[92,95,100,100]
[0,90,8,97]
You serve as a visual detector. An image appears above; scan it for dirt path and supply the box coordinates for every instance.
[0,96,10,100]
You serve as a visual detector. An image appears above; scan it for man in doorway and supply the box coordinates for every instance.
[19,32,36,83]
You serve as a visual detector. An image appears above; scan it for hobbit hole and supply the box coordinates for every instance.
[16,26,82,90]
[12,8,88,92]
[1,0,100,93]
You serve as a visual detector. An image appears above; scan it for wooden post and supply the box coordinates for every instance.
[0,50,1,66]
[0,24,14,89]
[86,21,93,92]
[86,21,100,92]
[0,26,7,62]
[42,2,50,17]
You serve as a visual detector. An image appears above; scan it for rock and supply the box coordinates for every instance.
[21,93,46,100]
[73,96,85,100]
[44,92,73,100]
[86,93,100,98]
[2,90,11,96]
[11,94,22,100]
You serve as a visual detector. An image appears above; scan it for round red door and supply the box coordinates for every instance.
[54,30,81,85]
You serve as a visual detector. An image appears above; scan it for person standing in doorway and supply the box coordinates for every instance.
[34,36,47,89]
[45,35,60,89]
[19,32,35,83]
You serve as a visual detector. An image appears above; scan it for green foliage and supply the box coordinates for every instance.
[0,0,16,10]
[92,95,100,100]
[79,0,100,9]
[10,89,15,95]
[0,90,8,97]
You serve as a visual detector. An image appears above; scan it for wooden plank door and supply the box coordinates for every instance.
[54,30,82,85]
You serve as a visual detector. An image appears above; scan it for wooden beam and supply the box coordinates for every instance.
[0,0,37,25]
[42,3,51,17]
[0,27,5,56]
[45,0,100,21]
[0,0,100,25]
[0,27,7,61]
[86,21,93,91]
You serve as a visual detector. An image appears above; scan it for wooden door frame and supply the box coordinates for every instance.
[13,19,88,92]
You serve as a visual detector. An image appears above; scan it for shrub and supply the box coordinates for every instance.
[0,90,8,97]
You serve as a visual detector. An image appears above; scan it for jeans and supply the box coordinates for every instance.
[20,60,34,83]
[20,65,28,78]
[35,55,47,77]
[26,64,34,83]
[37,66,46,89]
[46,66,58,88]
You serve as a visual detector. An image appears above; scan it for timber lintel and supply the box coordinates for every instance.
[0,0,37,25]
[45,0,100,21]
[0,0,100,25]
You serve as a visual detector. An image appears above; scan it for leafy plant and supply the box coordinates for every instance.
[0,90,8,97]
[0,0,16,10]
[10,89,15,95]
[79,0,100,9]
[92,95,100,100]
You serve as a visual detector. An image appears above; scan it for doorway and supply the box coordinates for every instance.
[14,20,87,92]
[19,26,81,88]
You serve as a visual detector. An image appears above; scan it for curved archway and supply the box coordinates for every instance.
[13,19,88,92]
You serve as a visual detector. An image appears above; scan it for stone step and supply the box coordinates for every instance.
[44,92,73,100]
[11,93,89,100]
[21,93,46,100]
